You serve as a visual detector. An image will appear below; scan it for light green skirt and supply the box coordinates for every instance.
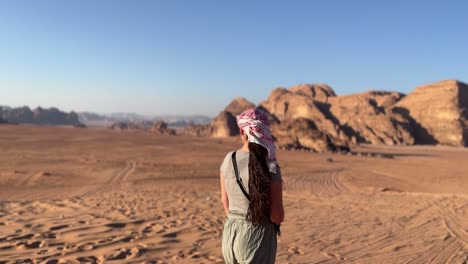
[222,212,277,264]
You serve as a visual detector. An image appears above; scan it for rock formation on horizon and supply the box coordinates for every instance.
[185,95,350,152]
[184,97,255,138]
[258,86,350,151]
[108,120,177,135]
[185,79,468,150]
[288,83,336,102]
[326,91,414,145]
[259,87,343,138]
[394,80,468,146]
[272,118,350,152]
[224,97,257,115]
[259,85,414,147]
[150,121,176,135]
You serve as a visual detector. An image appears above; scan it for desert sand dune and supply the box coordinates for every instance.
[0,125,467,263]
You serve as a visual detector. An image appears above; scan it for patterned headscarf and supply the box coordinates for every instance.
[237,108,277,173]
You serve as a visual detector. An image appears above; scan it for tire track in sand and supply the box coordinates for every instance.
[433,198,468,245]
[285,169,348,195]
[314,196,468,264]
[109,160,136,187]
[80,160,136,197]
[428,197,468,263]
[15,171,45,187]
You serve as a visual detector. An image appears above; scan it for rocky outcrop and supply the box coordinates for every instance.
[209,112,238,137]
[289,83,336,102]
[150,121,176,135]
[327,91,414,145]
[183,123,212,137]
[259,87,344,139]
[259,86,414,146]
[395,80,468,146]
[224,97,256,115]
[0,106,82,126]
[364,90,405,109]
[260,87,318,120]
[109,122,143,131]
[272,118,350,152]
[258,86,350,151]
[184,98,255,138]
[185,111,238,137]
[185,91,349,151]
[108,120,176,135]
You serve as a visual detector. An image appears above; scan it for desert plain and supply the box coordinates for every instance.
[0,125,467,264]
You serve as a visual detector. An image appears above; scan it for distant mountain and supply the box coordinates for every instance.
[154,115,212,126]
[108,112,150,122]
[78,112,114,127]
[79,112,109,122]
[0,106,211,128]
[0,106,82,126]
[0,105,12,111]
[78,112,211,127]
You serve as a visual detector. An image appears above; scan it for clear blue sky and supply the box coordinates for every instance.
[1,0,467,116]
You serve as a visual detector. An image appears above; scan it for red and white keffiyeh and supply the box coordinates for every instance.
[236,108,277,173]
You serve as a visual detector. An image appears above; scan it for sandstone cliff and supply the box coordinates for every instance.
[259,87,350,150]
[289,83,336,102]
[395,80,468,146]
[327,91,414,145]
[185,80,468,150]
[272,118,350,152]
[184,98,255,138]
[224,97,256,115]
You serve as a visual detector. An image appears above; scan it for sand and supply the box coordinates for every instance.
[0,125,467,263]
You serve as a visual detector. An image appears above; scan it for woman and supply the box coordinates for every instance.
[220,108,284,264]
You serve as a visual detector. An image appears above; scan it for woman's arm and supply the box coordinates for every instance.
[220,172,229,215]
[269,180,284,224]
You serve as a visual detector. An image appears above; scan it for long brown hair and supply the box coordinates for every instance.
[247,142,271,225]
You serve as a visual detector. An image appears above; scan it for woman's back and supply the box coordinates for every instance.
[221,150,282,216]
[221,150,250,215]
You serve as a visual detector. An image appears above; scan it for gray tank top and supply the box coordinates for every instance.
[220,149,282,215]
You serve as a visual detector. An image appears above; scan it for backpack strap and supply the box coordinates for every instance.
[231,151,251,201]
